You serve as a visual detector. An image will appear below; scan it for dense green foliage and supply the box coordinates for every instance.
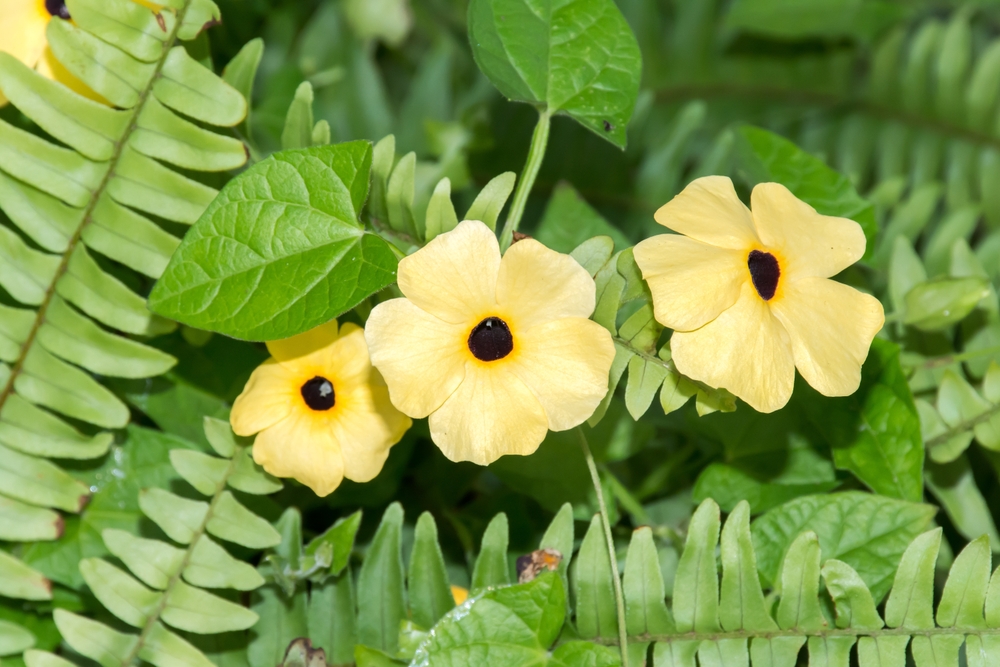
[4,0,1000,666]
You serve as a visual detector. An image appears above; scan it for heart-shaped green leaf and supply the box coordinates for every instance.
[149,141,398,341]
[468,0,642,147]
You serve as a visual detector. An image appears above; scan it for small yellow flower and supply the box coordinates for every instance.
[634,176,884,413]
[450,585,468,605]
[230,320,411,497]
[365,220,615,465]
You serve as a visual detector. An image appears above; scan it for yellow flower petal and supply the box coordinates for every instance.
[653,176,760,250]
[252,412,345,497]
[230,359,297,436]
[770,277,884,397]
[365,298,467,418]
[266,320,340,366]
[510,318,615,431]
[496,238,596,329]
[428,362,548,465]
[397,220,501,324]
[0,0,48,69]
[671,282,795,413]
[634,233,747,332]
[322,323,375,387]
[750,183,866,279]
[329,379,411,483]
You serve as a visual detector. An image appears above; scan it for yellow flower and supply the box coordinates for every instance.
[0,0,155,105]
[230,320,411,497]
[634,176,884,413]
[364,220,615,465]
[450,585,469,605]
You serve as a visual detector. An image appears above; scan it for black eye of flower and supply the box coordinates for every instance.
[45,0,71,19]
[468,317,513,362]
[747,250,780,301]
[300,376,335,411]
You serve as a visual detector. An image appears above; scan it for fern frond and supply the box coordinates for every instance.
[23,417,282,667]
[0,0,247,548]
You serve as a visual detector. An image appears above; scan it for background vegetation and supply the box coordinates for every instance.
[5,0,1000,665]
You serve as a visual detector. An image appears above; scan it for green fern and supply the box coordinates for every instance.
[0,0,249,615]
[22,416,282,667]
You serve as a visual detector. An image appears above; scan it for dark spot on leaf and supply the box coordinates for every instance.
[603,120,613,132]
[155,12,167,31]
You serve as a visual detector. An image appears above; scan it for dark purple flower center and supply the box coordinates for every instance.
[748,250,780,300]
[468,317,513,362]
[301,376,335,411]
[45,0,71,19]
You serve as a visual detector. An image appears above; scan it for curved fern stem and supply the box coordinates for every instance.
[0,0,192,415]
[927,399,1000,449]
[577,427,629,667]
[121,437,245,666]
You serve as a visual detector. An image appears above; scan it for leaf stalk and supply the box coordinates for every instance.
[499,109,551,251]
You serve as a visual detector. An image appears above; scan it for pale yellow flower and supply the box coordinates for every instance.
[0,0,103,104]
[230,321,411,497]
[365,220,615,465]
[634,176,884,413]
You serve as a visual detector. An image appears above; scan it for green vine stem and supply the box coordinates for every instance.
[577,427,629,667]
[498,109,551,251]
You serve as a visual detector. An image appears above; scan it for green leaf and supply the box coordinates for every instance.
[248,586,308,667]
[539,503,575,609]
[0,442,90,512]
[570,237,615,277]
[672,499,721,633]
[424,178,458,242]
[535,183,631,253]
[53,610,137,667]
[162,580,259,633]
[463,171,516,231]
[304,511,362,577]
[471,512,511,592]
[724,0,909,42]
[282,82,316,150]
[573,515,618,640]
[149,142,398,341]
[884,528,941,630]
[719,501,776,632]
[207,491,281,549]
[413,572,566,665]
[0,551,51,601]
[937,535,990,629]
[624,355,669,420]
[80,557,159,628]
[222,38,264,136]
[308,573,357,666]
[798,339,924,502]
[407,512,455,629]
[926,456,1000,545]
[903,277,991,330]
[623,526,673,636]
[467,0,642,147]
[736,125,877,257]
[357,502,406,654]
[752,492,936,602]
[821,559,883,630]
[775,532,823,631]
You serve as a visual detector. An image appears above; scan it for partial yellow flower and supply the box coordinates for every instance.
[230,320,411,497]
[365,220,615,465]
[450,585,469,605]
[0,0,118,105]
[634,176,884,414]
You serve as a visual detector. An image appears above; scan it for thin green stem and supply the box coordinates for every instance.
[577,428,629,667]
[926,400,1000,449]
[499,109,551,251]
